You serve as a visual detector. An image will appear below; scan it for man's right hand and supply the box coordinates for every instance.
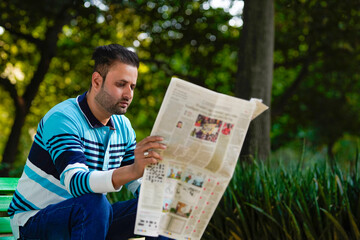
[133,136,167,176]
[112,136,167,189]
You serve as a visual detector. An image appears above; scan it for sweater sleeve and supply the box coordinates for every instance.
[41,112,119,197]
[63,167,121,195]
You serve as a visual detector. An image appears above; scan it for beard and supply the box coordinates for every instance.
[95,86,130,115]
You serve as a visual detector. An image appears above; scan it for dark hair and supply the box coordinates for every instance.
[91,44,139,81]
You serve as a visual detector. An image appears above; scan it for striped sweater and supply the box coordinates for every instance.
[8,92,140,238]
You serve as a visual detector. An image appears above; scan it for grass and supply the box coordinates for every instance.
[204,148,360,240]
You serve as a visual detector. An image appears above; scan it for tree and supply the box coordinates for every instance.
[0,0,71,175]
[271,0,360,160]
[0,1,241,175]
[235,0,274,161]
[0,0,98,175]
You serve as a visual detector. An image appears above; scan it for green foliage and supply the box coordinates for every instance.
[272,0,360,152]
[205,153,360,240]
[0,0,240,168]
[107,187,135,204]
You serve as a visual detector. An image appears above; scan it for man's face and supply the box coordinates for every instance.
[95,61,138,115]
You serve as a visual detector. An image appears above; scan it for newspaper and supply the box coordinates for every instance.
[134,77,268,240]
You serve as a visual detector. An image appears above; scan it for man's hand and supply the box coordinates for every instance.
[133,136,167,177]
[112,136,166,189]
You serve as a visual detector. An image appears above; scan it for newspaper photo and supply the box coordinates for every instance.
[134,77,268,240]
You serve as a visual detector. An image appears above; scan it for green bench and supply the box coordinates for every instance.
[0,177,18,240]
[0,177,144,240]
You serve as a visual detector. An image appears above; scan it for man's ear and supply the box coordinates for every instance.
[92,72,103,91]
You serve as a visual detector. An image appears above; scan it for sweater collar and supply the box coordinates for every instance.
[77,92,115,129]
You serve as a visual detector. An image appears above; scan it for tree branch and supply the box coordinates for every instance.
[271,61,310,118]
[22,4,74,107]
[0,77,21,107]
[1,25,43,47]
[274,55,309,69]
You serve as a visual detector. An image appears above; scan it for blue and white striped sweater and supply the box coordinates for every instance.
[8,92,140,236]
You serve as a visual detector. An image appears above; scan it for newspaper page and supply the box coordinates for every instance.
[134,77,268,240]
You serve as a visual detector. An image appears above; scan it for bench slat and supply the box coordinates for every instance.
[0,217,11,234]
[0,237,15,240]
[0,178,18,239]
[0,196,12,215]
[0,179,18,194]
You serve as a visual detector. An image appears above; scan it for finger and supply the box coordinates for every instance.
[137,136,164,146]
[145,150,163,161]
[146,158,158,165]
[134,143,166,158]
[143,142,167,152]
[140,153,159,165]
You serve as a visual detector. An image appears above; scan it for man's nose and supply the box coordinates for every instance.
[123,86,133,99]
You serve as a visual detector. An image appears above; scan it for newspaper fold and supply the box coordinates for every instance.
[134,77,268,240]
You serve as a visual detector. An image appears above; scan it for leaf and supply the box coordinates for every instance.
[348,208,360,239]
[245,202,292,240]
[320,208,349,240]
[229,190,251,239]
[230,230,242,240]
[303,222,316,240]
[284,203,302,240]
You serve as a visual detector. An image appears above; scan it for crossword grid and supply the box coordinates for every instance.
[146,163,166,183]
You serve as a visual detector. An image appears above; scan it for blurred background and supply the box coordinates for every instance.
[1,0,359,175]
[0,1,360,238]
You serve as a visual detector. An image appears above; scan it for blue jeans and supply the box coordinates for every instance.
[19,193,171,240]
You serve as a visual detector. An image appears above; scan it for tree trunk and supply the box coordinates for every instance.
[0,54,53,176]
[235,0,274,161]
[0,103,26,175]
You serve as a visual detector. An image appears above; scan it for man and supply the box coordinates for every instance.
[8,44,168,239]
